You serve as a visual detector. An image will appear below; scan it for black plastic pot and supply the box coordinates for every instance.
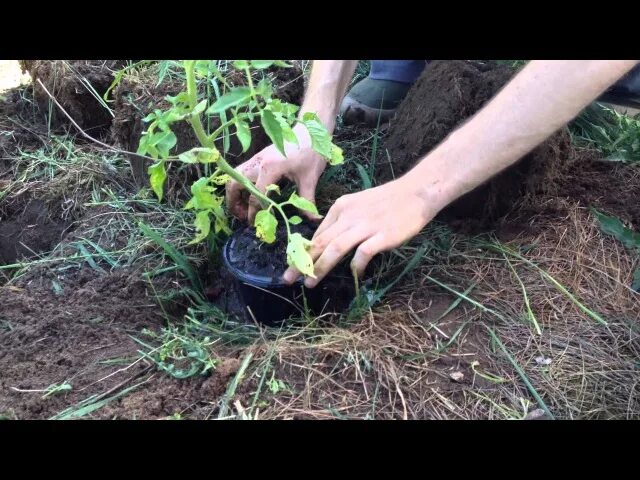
[222,230,333,326]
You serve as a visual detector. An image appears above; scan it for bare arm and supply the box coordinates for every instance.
[413,60,639,213]
[284,60,640,287]
[226,60,357,222]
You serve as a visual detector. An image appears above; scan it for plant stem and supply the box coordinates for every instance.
[184,60,214,149]
[184,61,292,240]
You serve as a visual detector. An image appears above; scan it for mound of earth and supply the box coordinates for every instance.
[19,60,127,134]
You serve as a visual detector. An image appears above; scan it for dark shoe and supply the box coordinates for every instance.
[340,78,413,127]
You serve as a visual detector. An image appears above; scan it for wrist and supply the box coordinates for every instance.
[398,140,468,220]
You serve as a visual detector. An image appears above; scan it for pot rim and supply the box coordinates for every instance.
[222,231,303,289]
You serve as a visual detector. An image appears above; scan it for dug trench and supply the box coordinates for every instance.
[0,60,638,419]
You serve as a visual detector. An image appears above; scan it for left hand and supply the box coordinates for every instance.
[282,175,437,288]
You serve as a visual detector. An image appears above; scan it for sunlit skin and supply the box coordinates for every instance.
[227,60,640,288]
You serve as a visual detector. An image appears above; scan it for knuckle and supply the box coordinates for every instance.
[358,242,378,258]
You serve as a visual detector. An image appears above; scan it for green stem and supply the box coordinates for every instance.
[208,117,239,144]
[184,61,292,240]
[244,67,258,102]
[184,60,214,149]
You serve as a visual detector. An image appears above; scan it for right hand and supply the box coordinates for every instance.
[226,123,327,224]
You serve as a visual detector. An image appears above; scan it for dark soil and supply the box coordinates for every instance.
[2,60,639,419]
[0,199,70,265]
[228,221,316,280]
[382,60,578,229]
[20,60,127,135]
[217,220,355,325]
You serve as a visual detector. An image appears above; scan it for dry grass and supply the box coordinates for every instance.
[232,205,639,420]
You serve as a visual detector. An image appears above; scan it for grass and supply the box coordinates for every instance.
[570,102,640,163]
[2,59,639,420]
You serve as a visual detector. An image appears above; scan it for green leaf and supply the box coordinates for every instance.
[165,91,190,108]
[153,130,177,158]
[592,208,640,250]
[261,109,285,156]
[148,161,167,201]
[193,99,208,115]
[255,78,273,99]
[265,184,281,195]
[287,192,318,215]
[633,268,640,292]
[137,134,150,155]
[178,147,220,164]
[250,60,276,69]
[288,215,303,225]
[185,178,220,211]
[233,60,249,70]
[211,174,231,185]
[301,112,344,165]
[190,210,211,244]
[355,162,373,189]
[207,87,252,114]
[235,119,251,153]
[286,233,315,278]
[255,210,278,244]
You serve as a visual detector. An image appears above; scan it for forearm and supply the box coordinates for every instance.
[299,60,358,131]
[406,60,640,216]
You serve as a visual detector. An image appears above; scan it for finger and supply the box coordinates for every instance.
[309,220,353,261]
[305,228,370,288]
[282,221,352,285]
[296,181,322,222]
[247,167,280,224]
[312,198,344,239]
[226,178,248,221]
[350,233,388,280]
[282,266,301,285]
[226,161,257,221]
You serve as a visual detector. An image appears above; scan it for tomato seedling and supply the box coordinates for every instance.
[137,60,343,277]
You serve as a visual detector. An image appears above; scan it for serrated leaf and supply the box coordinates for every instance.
[153,130,177,158]
[255,78,273,99]
[286,233,315,278]
[287,192,318,215]
[189,210,211,244]
[301,112,344,165]
[207,87,252,114]
[211,174,231,185]
[185,177,220,211]
[235,119,251,153]
[288,215,303,225]
[193,99,208,115]
[255,210,278,244]
[148,161,167,201]
[178,147,220,164]
[265,184,281,195]
[261,109,285,156]
[166,91,190,107]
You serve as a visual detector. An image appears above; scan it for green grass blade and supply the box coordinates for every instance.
[486,327,555,420]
